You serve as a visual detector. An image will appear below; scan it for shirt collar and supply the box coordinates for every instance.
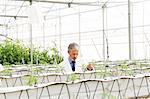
[68,57,75,64]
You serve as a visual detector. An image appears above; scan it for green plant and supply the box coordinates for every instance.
[0,39,64,65]
[3,62,11,66]
[50,48,63,64]
[140,63,150,67]
[119,63,134,76]
[26,75,38,86]
[68,73,79,82]
[0,40,24,65]
[96,70,112,78]
[126,69,134,76]
[100,92,117,99]
[32,68,42,74]
[54,65,63,73]
[120,64,129,69]
[0,69,12,76]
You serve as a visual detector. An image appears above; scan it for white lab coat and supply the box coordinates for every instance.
[59,57,86,74]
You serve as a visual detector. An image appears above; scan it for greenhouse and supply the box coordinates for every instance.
[0,0,150,99]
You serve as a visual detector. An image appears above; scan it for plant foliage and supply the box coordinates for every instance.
[0,39,63,66]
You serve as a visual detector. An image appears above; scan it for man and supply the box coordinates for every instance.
[60,42,94,73]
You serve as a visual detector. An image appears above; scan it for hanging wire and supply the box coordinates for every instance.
[7,1,25,25]
[44,4,55,17]
[105,3,109,62]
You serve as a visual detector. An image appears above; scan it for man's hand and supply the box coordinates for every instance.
[87,63,94,71]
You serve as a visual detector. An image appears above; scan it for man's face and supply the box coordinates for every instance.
[68,48,79,60]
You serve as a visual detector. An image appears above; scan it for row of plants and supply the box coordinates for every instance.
[0,39,63,66]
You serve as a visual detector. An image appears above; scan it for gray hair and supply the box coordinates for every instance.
[68,43,79,51]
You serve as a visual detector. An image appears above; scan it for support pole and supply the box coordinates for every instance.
[29,0,33,64]
[78,6,81,52]
[59,8,62,52]
[102,4,106,62]
[128,0,132,60]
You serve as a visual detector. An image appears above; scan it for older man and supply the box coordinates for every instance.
[60,42,94,73]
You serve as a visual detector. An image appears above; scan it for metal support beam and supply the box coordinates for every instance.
[0,15,28,18]
[59,9,62,53]
[12,0,101,6]
[78,6,81,49]
[128,0,132,60]
[102,4,106,61]
[29,0,33,65]
[0,34,13,40]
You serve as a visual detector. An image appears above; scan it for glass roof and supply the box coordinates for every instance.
[0,0,150,60]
